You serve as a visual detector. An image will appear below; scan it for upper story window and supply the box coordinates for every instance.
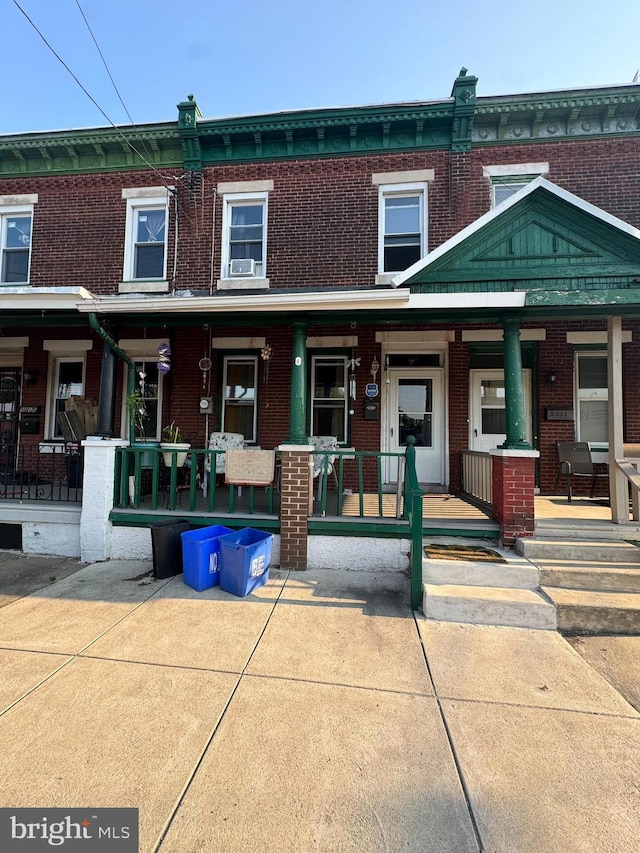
[122,188,171,284]
[378,183,428,274]
[372,172,432,283]
[482,163,549,208]
[0,195,37,284]
[218,180,273,289]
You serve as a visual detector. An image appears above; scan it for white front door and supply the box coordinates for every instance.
[469,369,532,451]
[387,369,445,485]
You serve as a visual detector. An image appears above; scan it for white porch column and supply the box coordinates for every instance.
[608,316,627,523]
[80,437,128,562]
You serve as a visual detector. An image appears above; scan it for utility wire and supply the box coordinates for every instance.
[10,0,181,195]
[73,0,137,128]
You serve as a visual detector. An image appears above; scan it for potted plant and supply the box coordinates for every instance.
[160,421,191,467]
[126,391,160,466]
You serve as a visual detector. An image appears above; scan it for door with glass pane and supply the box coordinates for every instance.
[0,368,20,469]
[388,370,444,484]
[470,370,531,451]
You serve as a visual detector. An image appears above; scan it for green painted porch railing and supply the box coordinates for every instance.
[313,442,424,610]
[113,447,279,516]
[403,437,425,611]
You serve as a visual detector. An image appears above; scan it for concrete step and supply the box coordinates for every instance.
[423,583,557,630]
[517,538,640,563]
[533,521,640,542]
[538,561,640,593]
[423,558,539,589]
[542,587,640,635]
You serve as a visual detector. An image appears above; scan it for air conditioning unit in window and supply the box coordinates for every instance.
[229,258,256,277]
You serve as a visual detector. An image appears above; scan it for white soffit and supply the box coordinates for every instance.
[407,292,526,309]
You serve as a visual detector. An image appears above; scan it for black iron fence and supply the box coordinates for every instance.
[0,443,83,503]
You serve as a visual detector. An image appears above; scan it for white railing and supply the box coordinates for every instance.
[462,450,492,506]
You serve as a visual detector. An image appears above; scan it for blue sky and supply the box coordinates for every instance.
[3,0,640,134]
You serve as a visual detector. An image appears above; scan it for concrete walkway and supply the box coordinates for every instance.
[0,560,639,852]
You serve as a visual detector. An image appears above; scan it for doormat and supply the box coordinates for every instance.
[424,543,506,563]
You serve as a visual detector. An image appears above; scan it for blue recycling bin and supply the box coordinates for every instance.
[219,528,273,597]
[181,525,234,591]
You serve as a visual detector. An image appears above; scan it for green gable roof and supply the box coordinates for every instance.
[396,178,640,305]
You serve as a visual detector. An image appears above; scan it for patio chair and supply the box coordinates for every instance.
[202,432,245,497]
[309,435,339,500]
[556,441,609,502]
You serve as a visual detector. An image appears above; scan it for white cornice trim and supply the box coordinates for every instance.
[0,286,94,310]
[76,288,412,314]
[407,292,527,309]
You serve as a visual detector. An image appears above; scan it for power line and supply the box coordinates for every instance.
[10,0,182,196]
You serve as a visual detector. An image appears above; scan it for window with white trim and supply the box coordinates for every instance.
[311,355,348,443]
[222,356,257,442]
[128,361,163,441]
[575,353,608,444]
[122,190,169,281]
[221,193,268,279]
[378,183,427,274]
[1,198,35,284]
[50,358,85,439]
[483,163,549,209]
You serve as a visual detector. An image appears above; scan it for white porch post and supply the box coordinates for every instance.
[607,316,627,523]
[80,437,128,562]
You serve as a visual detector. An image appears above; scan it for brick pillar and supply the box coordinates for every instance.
[278,444,312,570]
[490,449,540,548]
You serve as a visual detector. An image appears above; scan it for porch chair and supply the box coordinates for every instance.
[556,441,609,503]
[202,432,245,497]
[309,435,339,501]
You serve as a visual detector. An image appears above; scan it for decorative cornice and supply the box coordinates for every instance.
[0,77,639,178]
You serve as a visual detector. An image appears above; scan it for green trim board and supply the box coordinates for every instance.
[0,74,638,177]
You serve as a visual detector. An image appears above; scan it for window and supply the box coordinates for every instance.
[222,356,257,442]
[576,353,608,444]
[0,195,36,284]
[311,356,348,444]
[378,183,427,273]
[492,180,529,207]
[483,163,549,209]
[221,193,268,280]
[122,189,170,282]
[51,358,84,439]
[129,361,163,441]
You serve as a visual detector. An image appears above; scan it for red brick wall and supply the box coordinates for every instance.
[492,453,537,546]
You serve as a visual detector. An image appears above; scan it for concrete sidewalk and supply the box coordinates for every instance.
[0,559,638,852]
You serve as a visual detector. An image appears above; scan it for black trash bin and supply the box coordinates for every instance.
[150,519,190,579]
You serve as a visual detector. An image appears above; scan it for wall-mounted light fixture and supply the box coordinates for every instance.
[370,356,380,380]
[23,371,38,386]
[546,372,557,385]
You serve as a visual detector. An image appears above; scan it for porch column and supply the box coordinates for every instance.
[96,340,118,436]
[80,437,128,562]
[285,319,308,444]
[278,443,312,571]
[608,315,627,523]
[501,317,531,450]
[490,448,540,547]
